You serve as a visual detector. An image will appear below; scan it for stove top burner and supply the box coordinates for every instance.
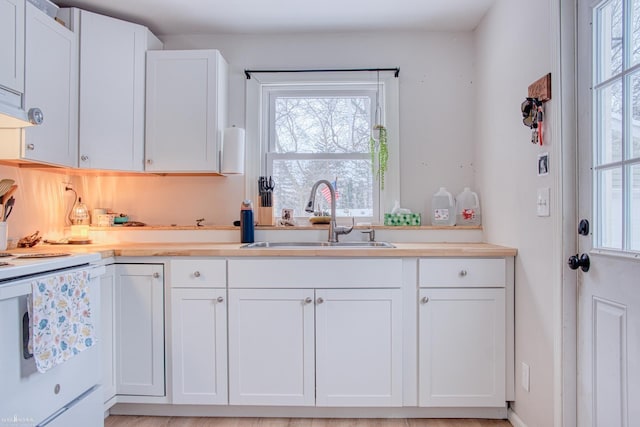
[14,253,71,259]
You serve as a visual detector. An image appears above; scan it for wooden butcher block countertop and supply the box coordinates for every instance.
[39,242,517,258]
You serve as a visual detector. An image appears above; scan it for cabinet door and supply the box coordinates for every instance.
[315,288,403,407]
[228,288,314,406]
[145,50,227,172]
[23,3,78,167]
[171,288,227,404]
[100,265,116,404]
[0,0,24,94]
[115,264,165,396]
[78,10,150,171]
[418,288,506,407]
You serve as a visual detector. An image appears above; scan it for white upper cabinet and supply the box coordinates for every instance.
[22,2,77,167]
[0,3,78,167]
[78,9,162,171]
[145,49,228,172]
[0,0,25,94]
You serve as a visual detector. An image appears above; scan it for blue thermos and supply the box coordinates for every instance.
[240,199,255,243]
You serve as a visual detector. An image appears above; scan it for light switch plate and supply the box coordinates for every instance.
[537,187,550,217]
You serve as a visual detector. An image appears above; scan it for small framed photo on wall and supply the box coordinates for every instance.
[538,152,549,176]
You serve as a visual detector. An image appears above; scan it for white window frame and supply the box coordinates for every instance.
[593,0,640,253]
[245,72,400,224]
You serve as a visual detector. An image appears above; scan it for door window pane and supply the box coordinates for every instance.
[632,71,640,158]
[632,0,640,67]
[598,167,623,249]
[597,0,624,82]
[596,80,623,165]
[630,164,640,250]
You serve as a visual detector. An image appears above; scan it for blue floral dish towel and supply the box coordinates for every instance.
[27,270,96,373]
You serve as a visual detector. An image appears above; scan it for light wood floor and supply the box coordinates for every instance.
[104,416,512,427]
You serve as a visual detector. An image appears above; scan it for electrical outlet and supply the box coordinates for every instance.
[521,362,530,392]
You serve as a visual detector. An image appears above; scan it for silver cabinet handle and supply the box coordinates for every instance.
[316,297,324,304]
[304,297,313,304]
[80,155,89,161]
[153,272,160,279]
[193,271,201,277]
[459,270,468,277]
[217,296,224,303]
[146,159,153,164]
[421,296,429,304]
[26,143,35,150]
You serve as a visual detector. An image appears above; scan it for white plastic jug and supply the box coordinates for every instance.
[455,187,481,226]
[431,187,456,226]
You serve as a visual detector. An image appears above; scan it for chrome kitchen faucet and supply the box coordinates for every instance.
[305,179,353,243]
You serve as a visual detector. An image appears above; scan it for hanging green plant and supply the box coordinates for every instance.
[370,124,388,190]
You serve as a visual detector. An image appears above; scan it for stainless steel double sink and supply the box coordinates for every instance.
[241,241,395,248]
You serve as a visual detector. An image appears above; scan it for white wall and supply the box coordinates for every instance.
[475,0,557,425]
[162,31,478,218]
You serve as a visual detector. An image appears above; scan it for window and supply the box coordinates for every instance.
[593,0,640,251]
[263,83,380,221]
[245,72,399,224]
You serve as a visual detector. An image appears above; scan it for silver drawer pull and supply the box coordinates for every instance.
[316,297,324,305]
[459,270,468,277]
[421,296,429,304]
[153,272,160,279]
[26,143,35,150]
[217,296,224,303]
[193,271,201,278]
[304,297,313,304]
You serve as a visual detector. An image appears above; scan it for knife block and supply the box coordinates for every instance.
[257,206,274,226]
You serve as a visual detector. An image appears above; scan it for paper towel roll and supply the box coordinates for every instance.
[222,127,245,174]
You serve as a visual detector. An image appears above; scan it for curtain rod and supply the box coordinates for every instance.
[244,67,400,79]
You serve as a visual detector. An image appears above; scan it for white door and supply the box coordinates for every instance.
[115,264,165,396]
[24,2,78,167]
[577,1,640,425]
[0,0,24,93]
[145,50,226,172]
[171,288,227,404]
[315,288,402,407]
[228,288,315,406]
[78,10,147,171]
[418,288,505,407]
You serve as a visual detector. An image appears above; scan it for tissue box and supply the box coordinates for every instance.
[384,213,421,226]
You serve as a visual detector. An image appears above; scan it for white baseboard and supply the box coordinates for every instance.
[508,408,528,427]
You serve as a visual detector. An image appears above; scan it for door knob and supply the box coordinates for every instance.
[316,297,324,304]
[217,296,224,303]
[568,253,590,272]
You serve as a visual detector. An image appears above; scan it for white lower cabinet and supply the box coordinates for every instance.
[418,287,506,407]
[315,288,403,407]
[228,287,403,407]
[228,288,315,406]
[171,288,227,404]
[115,263,165,396]
[100,264,116,404]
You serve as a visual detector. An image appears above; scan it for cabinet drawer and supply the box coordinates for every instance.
[419,258,505,287]
[170,259,226,288]
[228,258,402,288]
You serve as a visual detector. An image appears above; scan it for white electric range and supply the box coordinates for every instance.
[0,252,101,282]
[0,251,105,427]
